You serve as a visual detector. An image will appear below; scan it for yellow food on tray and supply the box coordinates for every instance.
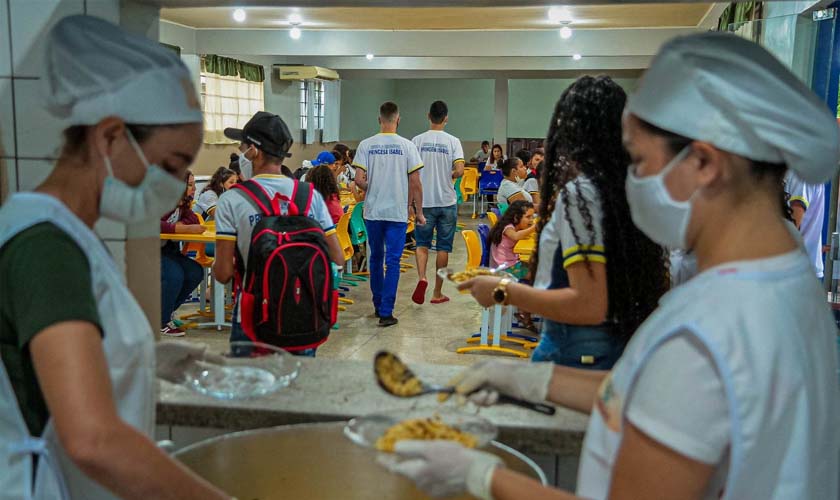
[375,352,423,397]
[375,417,478,452]
[447,268,495,283]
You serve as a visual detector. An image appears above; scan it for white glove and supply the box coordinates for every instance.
[155,340,225,383]
[449,360,554,407]
[379,440,502,499]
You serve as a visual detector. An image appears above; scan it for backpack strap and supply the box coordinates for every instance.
[292,180,314,216]
[232,180,280,216]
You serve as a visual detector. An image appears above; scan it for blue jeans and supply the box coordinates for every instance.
[161,245,204,327]
[365,219,408,317]
[415,205,458,252]
[230,315,316,357]
[531,321,625,370]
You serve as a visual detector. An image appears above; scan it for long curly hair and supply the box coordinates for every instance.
[307,164,340,201]
[532,75,669,339]
[489,200,534,246]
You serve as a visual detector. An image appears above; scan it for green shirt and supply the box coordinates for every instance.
[0,222,102,436]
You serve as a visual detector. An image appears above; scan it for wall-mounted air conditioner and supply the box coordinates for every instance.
[276,65,340,81]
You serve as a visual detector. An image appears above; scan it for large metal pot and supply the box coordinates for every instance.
[174,422,547,499]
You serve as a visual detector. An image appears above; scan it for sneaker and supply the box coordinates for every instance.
[160,322,185,337]
[378,316,399,328]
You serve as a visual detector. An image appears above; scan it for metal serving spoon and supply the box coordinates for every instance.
[373,351,556,415]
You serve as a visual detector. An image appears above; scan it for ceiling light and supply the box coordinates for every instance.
[366,54,375,61]
[288,13,302,25]
[572,53,582,61]
[232,8,246,23]
[290,26,302,39]
[548,6,573,24]
[559,26,573,39]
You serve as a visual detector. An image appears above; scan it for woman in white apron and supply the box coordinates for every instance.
[0,16,230,500]
[383,32,840,500]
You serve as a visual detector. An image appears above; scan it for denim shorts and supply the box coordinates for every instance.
[531,321,625,370]
[415,205,458,252]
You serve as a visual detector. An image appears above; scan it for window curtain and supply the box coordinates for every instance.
[203,55,265,83]
[717,2,760,33]
[306,81,317,145]
[323,80,341,143]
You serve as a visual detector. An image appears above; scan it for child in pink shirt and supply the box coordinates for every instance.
[489,200,536,278]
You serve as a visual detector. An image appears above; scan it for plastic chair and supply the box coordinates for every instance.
[478,170,503,215]
[461,168,479,217]
[461,230,482,270]
[476,224,491,268]
[497,203,509,216]
[486,211,498,228]
[335,211,364,291]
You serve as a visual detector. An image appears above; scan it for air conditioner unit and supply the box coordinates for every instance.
[276,65,340,81]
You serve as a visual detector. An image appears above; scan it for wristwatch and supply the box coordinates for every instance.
[492,278,512,305]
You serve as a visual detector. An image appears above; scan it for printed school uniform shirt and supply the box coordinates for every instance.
[412,129,464,208]
[497,178,533,204]
[785,171,826,278]
[352,133,424,222]
[473,148,489,163]
[533,175,605,289]
[194,190,219,218]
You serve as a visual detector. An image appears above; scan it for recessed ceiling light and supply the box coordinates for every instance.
[288,13,302,25]
[548,6,573,24]
[290,26,302,40]
[366,54,375,60]
[559,26,573,39]
[572,53,582,61]
[232,8,246,23]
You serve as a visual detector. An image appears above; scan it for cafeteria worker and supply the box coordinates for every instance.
[0,16,230,500]
[384,33,840,500]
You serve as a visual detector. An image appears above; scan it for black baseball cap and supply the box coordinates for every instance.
[224,111,293,158]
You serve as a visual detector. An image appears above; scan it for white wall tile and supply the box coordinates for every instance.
[0,2,11,77]
[16,158,53,191]
[0,78,14,157]
[10,0,84,78]
[85,0,119,24]
[104,239,126,276]
[95,217,127,240]
[14,78,62,158]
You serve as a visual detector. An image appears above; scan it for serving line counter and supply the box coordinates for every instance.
[157,357,588,487]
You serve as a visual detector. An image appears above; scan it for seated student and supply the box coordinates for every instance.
[195,166,237,220]
[514,149,532,186]
[489,200,536,279]
[308,164,343,224]
[523,160,543,206]
[496,158,532,204]
[333,143,354,185]
[471,140,491,163]
[526,147,544,179]
[160,170,205,337]
[483,143,506,172]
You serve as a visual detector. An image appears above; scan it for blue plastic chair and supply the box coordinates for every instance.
[477,224,491,268]
[478,170,503,215]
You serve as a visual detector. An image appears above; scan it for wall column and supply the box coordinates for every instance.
[493,78,508,147]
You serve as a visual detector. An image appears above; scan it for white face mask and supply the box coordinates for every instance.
[239,148,253,180]
[99,130,187,224]
[625,146,696,249]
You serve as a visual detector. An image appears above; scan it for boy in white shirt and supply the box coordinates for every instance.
[353,102,425,327]
[411,101,465,305]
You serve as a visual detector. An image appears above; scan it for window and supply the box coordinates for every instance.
[300,80,325,132]
[200,72,264,144]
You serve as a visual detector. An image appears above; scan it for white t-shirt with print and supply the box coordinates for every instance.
[353,132,424,222]
[497,178,533,204]
[785,172,825,278]
[523,178,539,195]
[412,130,465,208]
[194,190,219,216]
[214,174,336,263]
[533,176,605,289]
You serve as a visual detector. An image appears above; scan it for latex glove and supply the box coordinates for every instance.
[379,440,502,499]
[449,359,554,407]
[155,340,225,383]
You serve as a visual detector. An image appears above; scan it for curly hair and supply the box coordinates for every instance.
[307,164,340,201]
[532,75,669,339]
[201,166,237,197]
[489,200,534,246]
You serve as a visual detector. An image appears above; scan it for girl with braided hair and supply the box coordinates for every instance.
[459,75,669,369]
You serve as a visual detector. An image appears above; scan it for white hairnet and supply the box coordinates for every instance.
[627,32,840,184]
[43,15,202,126]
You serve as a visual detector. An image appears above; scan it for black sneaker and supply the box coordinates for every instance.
[378,316,398,327]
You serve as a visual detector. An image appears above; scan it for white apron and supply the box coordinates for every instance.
[577,250,840,499]
[0,193,155,500]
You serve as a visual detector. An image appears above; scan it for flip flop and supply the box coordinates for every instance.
[411,280,428,305]
[430,296,450,304]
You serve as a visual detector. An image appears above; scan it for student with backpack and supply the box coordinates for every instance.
[212,112,344,357]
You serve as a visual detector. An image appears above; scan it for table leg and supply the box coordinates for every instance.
[197,277,232,331]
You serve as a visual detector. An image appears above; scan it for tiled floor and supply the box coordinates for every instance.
[177,205,531,367]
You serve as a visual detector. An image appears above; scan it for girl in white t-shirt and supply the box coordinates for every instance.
[194,166,237,219]
[483,143,506,171]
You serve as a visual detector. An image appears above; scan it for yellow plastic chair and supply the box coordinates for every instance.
[334,211,358,304]
[461,229,482,270]
[486,211,498,228]
[461,168,479,218]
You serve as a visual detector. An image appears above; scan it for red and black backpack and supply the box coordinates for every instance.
[232,179,337,351]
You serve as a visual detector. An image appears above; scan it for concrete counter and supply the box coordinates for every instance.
[156,357,588,457]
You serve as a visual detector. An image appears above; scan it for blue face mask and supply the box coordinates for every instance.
[99,130,186,224]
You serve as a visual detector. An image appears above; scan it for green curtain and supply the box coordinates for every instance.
[717,2,759,32]
[202,54,265,82]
